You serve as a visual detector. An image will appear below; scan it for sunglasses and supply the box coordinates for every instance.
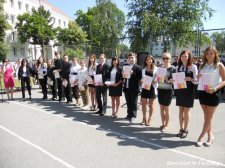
[162,57,169,60]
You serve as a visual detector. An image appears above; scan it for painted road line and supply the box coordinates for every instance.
[10,101,225,167]
[0,124,76,168]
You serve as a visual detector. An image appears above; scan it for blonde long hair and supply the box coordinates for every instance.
[200,46,220,70]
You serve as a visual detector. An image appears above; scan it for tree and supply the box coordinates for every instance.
[56,21,87,46]
[126,0,214,53]
[211,31,225,54]
[76,0,125,58]
[0,0,10,60]
[16,6,55,56]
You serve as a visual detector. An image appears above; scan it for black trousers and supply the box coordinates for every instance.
[96,86,107,114]
[39,76,47,98]
[21,77,31,98]
[56,78,64,101]
[124,89,139,118]
[50,79,57,99]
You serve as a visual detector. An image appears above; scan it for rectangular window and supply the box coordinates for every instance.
[11,15,15,24]
[63,21,66,27]
[21,48,24,55]
[18,1,22,10]
[12,32,15,41]
[10,0,14,8]
[13,47,16,55]
[25,4,29,12]
[58,19,61,26]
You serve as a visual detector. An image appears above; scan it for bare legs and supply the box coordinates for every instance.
[177,106,190,138]
[89,87,97,110]
[160,104,170,130]
[141,98,154,126]
[197,105,216,143]
[5,87,14,100]
[111,96,120,117]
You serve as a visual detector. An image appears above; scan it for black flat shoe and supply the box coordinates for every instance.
[180,130,188,139]
[177,129,184,137]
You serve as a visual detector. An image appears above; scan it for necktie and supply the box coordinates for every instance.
[100,64,103,71]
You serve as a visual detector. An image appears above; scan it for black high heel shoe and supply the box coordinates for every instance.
[176,129,184,137]
[180,130,188,139]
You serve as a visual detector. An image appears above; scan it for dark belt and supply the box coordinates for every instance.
[71,72,77,75]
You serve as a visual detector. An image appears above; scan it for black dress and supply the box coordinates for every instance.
[109,67,123,97]
[157,66,176,106]
[141,70,156,99]
[175,65,196,108]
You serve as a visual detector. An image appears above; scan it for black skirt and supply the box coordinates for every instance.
[198,90,220,106]
[109,84,122,97]
[141,86,156,99]
[175,83,195,108]
[158,89,173,106]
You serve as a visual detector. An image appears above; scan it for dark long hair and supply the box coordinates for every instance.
[111,57,120,67]
[88,54,96,70]
[3,58,9,64]
[178,50,192,70]
[37,56,47,67]
[144,55,155,71]
[21,59,29,67]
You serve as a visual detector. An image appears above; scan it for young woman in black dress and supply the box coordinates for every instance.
[157,52,176,132]
[108,57,123,118]
[175,50,198,138]
[141,55,157,126]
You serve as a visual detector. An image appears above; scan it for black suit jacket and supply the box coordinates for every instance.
[96,63,110,84]
[123,64,142,93]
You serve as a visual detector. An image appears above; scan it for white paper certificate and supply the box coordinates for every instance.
[47,77,53,86]
[197,73,214,91]
[94,74,103,86]
[38,74,44,79]
[122,66,132,79]
[155,67,167,83]
[62,79,68,87]
[172,72,187,89]
[142,75,153,90]
[105,81,115,86]
[54,72,60,79]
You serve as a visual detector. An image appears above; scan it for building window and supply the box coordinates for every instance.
[13,47,16,55]
[11,15,15,24]
[21,48,24,55]
[58,19,61,26]
[12,32,15,41]
[25,4,29,12]
[63,21,66,27]
[10,0,14,8]
[18,1,22,10]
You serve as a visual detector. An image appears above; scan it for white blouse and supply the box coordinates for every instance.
[199,63,221,88]
[78,67,88,86]
[70,64,81,80]
[22,67,27,77]
[110,67,117,82]
[88,63,98,76]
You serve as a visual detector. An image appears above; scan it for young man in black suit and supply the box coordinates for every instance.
[123,52,142,123]
[95,54,110,116]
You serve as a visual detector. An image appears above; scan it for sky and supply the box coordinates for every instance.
[47,0,225,30]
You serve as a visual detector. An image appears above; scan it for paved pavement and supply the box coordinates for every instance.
[0,86,225,168]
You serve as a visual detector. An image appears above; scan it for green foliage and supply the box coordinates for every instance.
[16,6,55,49]
[56,21,87,46]
[211,31,225,54]
[0,0,10,42]
[76,0,125,58]
[126,0,214,52]
[64,48,85,60]
[0,41,9,60]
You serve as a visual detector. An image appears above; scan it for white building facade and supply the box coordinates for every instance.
[3,0,71,61]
